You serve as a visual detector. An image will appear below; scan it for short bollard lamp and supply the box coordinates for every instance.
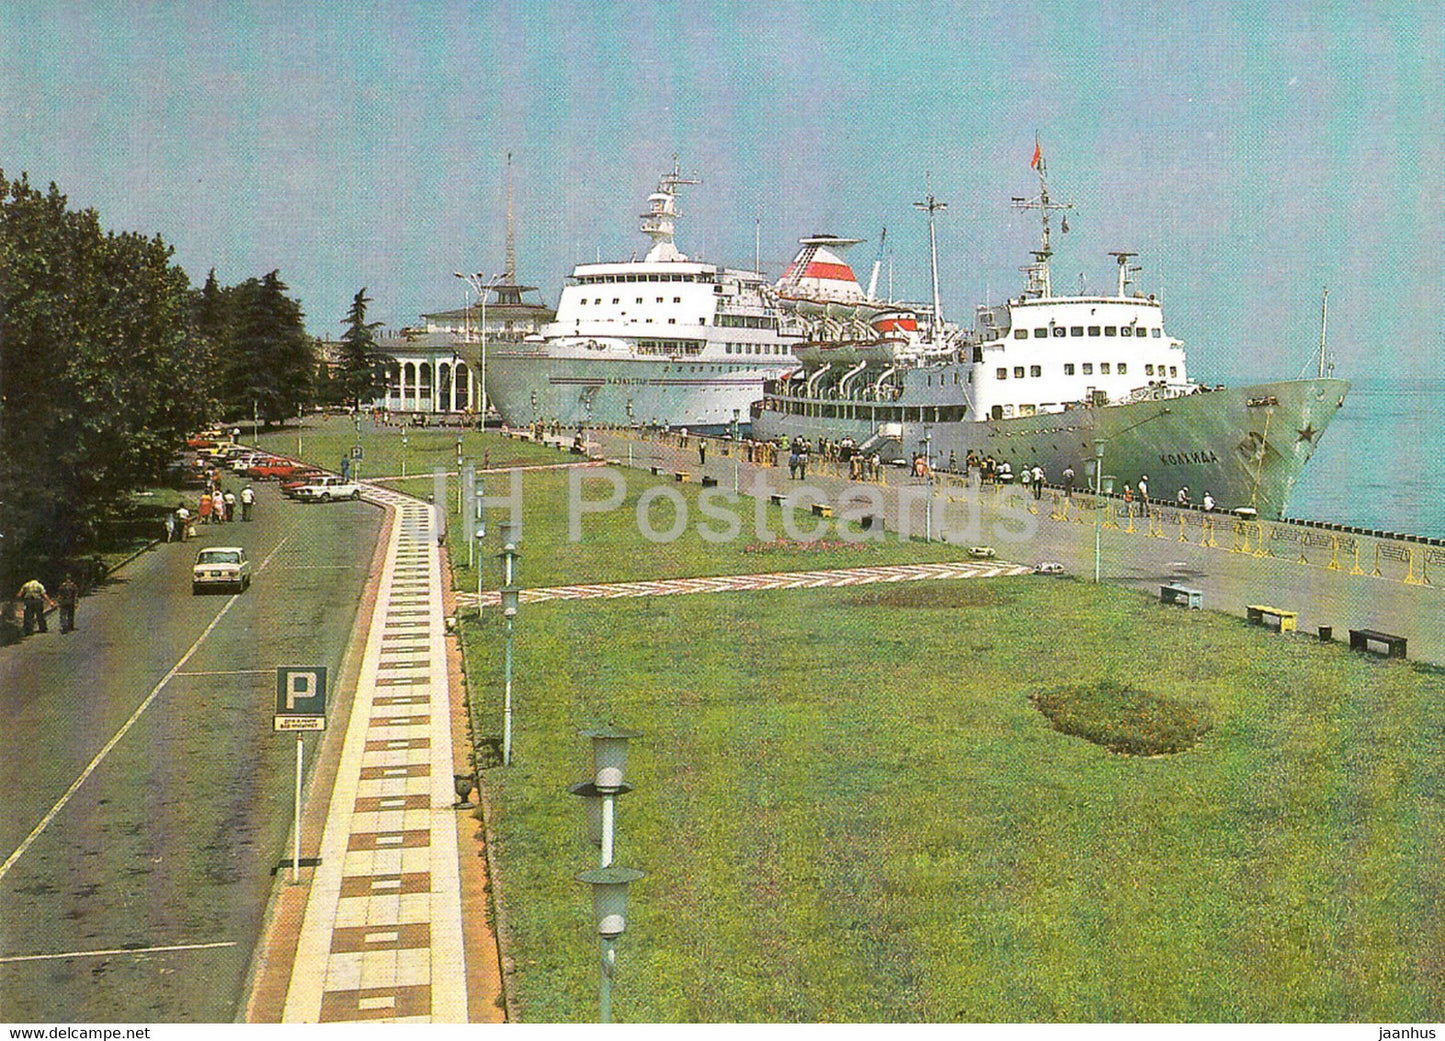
[579,726,640,867]
[576,865,645,1023]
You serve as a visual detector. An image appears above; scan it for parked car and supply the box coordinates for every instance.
[280,469,329,496]
[247,458,307,481]
[293,476,362,503]
[192,547,251,594]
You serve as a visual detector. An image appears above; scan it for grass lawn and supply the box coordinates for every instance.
[464,573,1445,1021]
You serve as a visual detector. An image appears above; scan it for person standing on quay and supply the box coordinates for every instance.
[57,574,79,633]
[698,439,707,466]
[241,485,255,521]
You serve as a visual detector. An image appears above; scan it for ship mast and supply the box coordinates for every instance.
[914,177,946,338]
[1012,137,1072,298]
[1317,286,1330,378]
[640,156,701,263]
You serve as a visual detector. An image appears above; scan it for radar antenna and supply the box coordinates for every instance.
[1107,251,1140,297]
[639,155,701,263]
[1012,136,1073,298]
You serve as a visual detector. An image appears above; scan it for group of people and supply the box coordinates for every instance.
[10,573,81,637]
[168,483,255,541]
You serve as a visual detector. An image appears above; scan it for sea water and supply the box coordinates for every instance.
[1286,377,1445,538]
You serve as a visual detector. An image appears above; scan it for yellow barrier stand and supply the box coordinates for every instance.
[1177,514,1189,542]
[1050,492,1066,522]
[1253,523,1269,558]
[1327,535,1341,571]
[1104,501,1120,529]
[1351,543,1364,576]
[1404,547,1423,586]
[1204,517,1217,548]
[1124,503,1136,533]
[1371,544,1383,577]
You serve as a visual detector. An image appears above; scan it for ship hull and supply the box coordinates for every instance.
[485,349,794,432]
[753,378,1349,519]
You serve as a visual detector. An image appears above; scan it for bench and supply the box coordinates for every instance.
[649,465,664,476]
[1247,604,1297,632]
[1349,628,1407,659]
[1160,583,1203,609]
[768,493,786,506]
[811,503,833,517]
[700,476,718,488]
[673,471,689,482]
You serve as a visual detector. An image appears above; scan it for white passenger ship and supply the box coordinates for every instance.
[752,152,1349,519]
[483,161,806,432]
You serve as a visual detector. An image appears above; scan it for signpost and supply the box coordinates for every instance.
[275,666,327,883]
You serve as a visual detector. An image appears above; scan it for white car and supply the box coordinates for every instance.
[293,476,362,503]
[193,547,252,593]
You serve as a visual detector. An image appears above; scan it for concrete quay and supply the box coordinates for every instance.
[566,427,1445,666]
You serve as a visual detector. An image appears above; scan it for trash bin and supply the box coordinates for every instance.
[1318,626,1332,642]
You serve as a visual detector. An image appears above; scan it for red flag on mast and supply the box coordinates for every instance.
[1030,139,1042,170]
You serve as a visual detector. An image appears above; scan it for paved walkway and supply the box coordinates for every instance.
[456,559,1033,609]
[280,487,469,1022]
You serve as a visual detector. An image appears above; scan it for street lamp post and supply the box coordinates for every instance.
[732,408,741,493]
[497,522,520,766]
[1093,438,1105,584]
[401,430,408,479]
[923,424,934,542]
[458,271,506,426]
[576,866,645,1024]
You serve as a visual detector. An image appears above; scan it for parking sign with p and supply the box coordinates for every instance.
[275,666,327,731]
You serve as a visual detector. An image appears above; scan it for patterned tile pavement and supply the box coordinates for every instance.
[456,559,1034,609]
[282,488,468,1023]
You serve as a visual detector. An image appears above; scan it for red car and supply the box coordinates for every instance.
[247,457,308,481]
[280,469,329,496]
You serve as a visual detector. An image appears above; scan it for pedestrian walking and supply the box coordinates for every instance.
[1031,465,1044,499]
[199,492,213,525]
[1138,475,1149,503]
[224,490,237,522]
[241,485,255,521]
[698,439,707,465]
[165,510,177,543]
[17,577,52,635]
[1062,465,1075,498]
[57,574,79,633]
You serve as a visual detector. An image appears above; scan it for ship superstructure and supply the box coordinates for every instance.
[752,147,1348,518]
[483,160,807,431]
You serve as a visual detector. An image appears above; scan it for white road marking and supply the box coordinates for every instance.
[0,537,291,883]
[0,940,237,964]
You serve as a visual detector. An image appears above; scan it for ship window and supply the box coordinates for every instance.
[1030,365,1042,377]
[1118,363,1127,374]
[1064,363,1075,375]
[1033,328,1047,338]
[1104,326,1117,336]
[1052,327,1065,337]
[1145,364,1154,375]
[636,297,643,304]
[1082,363,1093,374]
[1170,366,1178,377]
[612,298,619,304]
[996,367,1008,380]
[674,297,681,303]
[1014,366,1025,378]
[1070,326,1084,336]
[656,297,664,303]
[1101,363,1111,374]
[1088,326,1101,336]
[1152,329,1161,337]
[1013,329,1028,340]
[1121,326,1132,336]
[668,318,676,324]
[725,344,732,354]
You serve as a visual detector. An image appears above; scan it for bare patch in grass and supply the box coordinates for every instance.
[1031,682,1212,756]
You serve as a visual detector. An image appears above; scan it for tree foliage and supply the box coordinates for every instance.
[0,171,210,581]
[207,270,314,424]
[337,287,385,410]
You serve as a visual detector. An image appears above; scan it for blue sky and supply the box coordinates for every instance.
[2,1,1440,379]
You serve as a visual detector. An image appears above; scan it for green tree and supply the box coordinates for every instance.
[0,171,208,582]
[337,287,384,410]
[220,270,313,424]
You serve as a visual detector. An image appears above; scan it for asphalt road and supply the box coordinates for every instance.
[0,482,382,1022]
